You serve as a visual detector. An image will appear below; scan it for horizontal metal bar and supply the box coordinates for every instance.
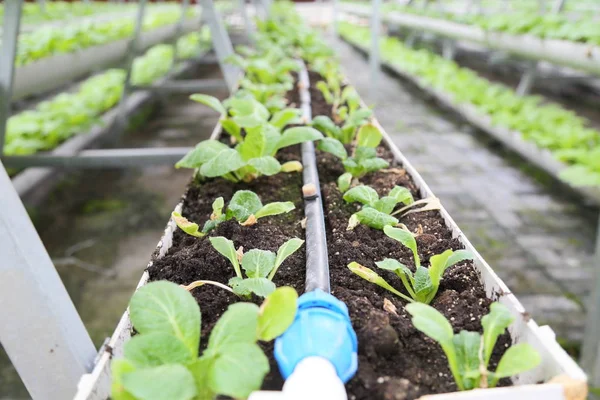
[3,147,192,168]
[131,78,228,93]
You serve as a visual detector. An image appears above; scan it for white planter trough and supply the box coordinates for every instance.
[12,19,201,101]
[74,67,587,400]
[340,35,600,207]
[11,56,208,201]
[338,3,600,77]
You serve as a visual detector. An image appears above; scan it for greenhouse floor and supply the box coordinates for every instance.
[330,35,597,346]
[1,32,598,398]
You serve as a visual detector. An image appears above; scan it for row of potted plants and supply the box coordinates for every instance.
[101,3,586,400]
[336,21,600,189]
[6,29,211,159]
[15,3,199,67]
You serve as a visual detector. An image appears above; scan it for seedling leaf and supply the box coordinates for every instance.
[242,249,277,278]
[199,148,246,178]
[257,287,298,341]
[318,137,348,160]
[208,302,260,349]
[248,156,282,176]
[190,94,227,115]
[337,172,353,193]
[122,364,197,400]
[210,237,242,278]
[491,343,541,385]
[228,190,263,222]
[356,123,383,148]
[348,262,414,302]
[129,281,200,358]
[176,140,229,169]
[208,342,269,399]
[231,277,277,297]
[351,208,399,230]
[276,126,323,150]
[172,212,204,238]
[384,226,420,267]
[343,185,379,207]
[124,333,194,367]
[405,303,453,345]
[269,238,304,280]
[255,201,295,220]
[481,302,514,365]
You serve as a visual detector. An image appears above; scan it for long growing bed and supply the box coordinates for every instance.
[75,5,587,400]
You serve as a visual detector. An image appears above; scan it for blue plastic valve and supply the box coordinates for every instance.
[274,289,358,383]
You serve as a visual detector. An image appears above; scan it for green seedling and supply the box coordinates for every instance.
[176,125,321,182]
[406,302,541,390]
[111,281,298,400]
[349,226,473,304]
[209,236,304,297]
[317,124,389,190]
[342,185,414,230]
[189,93,302,143]
[172,190,295,237]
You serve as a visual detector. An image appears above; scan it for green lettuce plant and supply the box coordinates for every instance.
[176,125,321,182]
[210,236,304,297]
[348,226,473,303]
[343,185,414,230]
[189,93,302,143]
[317,123,389,191]
[406,302,541,390]
[172,190,295,237]
[111,281,298,400]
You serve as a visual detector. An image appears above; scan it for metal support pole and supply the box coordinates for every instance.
[332,0,339,35]
[369,0,382,93]
[442,38,456,60]
[552,0,567,13]
[2,147,193,169]
[115,0,147,131]
[581,213,600,391]
[238,0,254,38]
[201,0,239,92]
[0,0,22,156]
[516,62,537,96]
[0,160,97,399]
[172,0,190,64]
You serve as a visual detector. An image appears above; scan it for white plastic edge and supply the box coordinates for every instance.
[338,3,600,77]
[73,63,587,400]
[12,18,201,101]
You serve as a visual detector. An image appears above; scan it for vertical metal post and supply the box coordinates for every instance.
[0,160,97,399]
[552,0,566,13]
[442,39,456,60]
[516,61,537,96]
[581,213,600,391]
[238,0,254,38]
[116,0,147,128]
[172,0,190,64]
[332,0,338,35]
[0,0,22,156]
[201,0,239,92]
[369,0,381,94]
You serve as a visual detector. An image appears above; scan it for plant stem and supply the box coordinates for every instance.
[181,280,237,295]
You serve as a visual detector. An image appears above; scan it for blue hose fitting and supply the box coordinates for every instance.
[274,289,358,383]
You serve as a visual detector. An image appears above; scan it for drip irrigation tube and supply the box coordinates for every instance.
[298,62,331,293]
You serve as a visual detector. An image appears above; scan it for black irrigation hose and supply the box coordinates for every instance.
[298,62,330,294]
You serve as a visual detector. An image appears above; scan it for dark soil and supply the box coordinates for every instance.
[310,72,512,399]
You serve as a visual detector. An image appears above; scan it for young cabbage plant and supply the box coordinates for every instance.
[111,281,298,400]
[209,236,304,297]
[176,125,321,182]
[406,302,541,390]
[189,93,302,143]
[343,185,414,230]
[348,226,473,303]
[172,190,295,237]
[317,124,389,190]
